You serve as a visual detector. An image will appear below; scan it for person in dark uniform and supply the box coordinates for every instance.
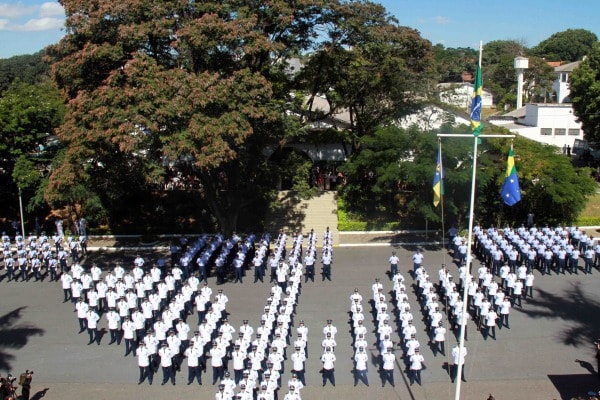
[20,370,33,400]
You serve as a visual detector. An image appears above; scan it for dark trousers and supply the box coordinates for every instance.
[162,366,175,384]
[354,369,368,386]
[451,364,466,382]
[212,366,224,384]
[63,288,71,302]
[234,268,243,283]
[322,368,335,386]
[305,265,315,282]
[188,366,201,384]
[293,369,305,386]
[109,329,119,344]
[434,340,445,356]
[254,267,264,283]
[410,369,422,385]
[87,327,99,344]
[381,369,394,387]
[78,317,87,332]
[139,365,153,384]
[125,338,137,356]
[323,264,331,281]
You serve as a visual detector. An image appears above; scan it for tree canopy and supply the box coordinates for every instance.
[44,0,434,233]
[570,42,600,145]
[532,29,598,62]
[339,124,596,228]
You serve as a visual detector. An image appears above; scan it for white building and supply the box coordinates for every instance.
[489,103,583,148]
[552,61,580,104]
[437,82,494,109]
[397,105,470,131]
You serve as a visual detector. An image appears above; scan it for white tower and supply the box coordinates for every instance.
[514,56,529,109]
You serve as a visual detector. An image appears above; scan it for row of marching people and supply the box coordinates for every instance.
[212,261,308,400]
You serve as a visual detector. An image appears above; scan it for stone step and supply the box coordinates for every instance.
[265,190,339,245]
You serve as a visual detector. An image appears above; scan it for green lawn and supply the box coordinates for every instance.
[577,186,600,225]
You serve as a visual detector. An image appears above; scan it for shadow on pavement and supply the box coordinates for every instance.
[548,373,599,400]
[31,388,50,400]
[515,281,600,347]
[0,307,45,372]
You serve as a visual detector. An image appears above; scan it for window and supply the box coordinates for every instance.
[540,128,552,136]
[554,128,566,135]
[568,128,580,136]
[561,73,568,82]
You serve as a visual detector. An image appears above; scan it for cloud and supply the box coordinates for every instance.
[0,4,35,18]
[40,2,64,17]
[0,2,64,32]
[432,16,451,25]
[21,17,63,31]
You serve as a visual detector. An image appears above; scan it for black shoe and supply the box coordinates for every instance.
[161,382,166,386]
[138,381,143,385]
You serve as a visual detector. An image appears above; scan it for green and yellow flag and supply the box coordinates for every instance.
[470,65,483,136]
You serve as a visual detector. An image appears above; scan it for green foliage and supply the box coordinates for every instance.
[338,124,595,230]
[297,1,435,148]
[432,44,477,82]
[570,43,600,145]
[12,156,40,190]
[0,51,49,93]
[575,216,600,226]
[532,29,598,61]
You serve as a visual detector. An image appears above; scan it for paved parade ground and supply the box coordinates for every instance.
[2,241,600,400]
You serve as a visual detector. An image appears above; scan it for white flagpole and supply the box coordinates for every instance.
[454,40,482,400]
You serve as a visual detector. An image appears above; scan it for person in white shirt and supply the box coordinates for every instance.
[290,346,306,385]
[159,344,175,385]
[381,347,395,387]
[389,251,400,277]
[412,249,424,276]
[499,296,511,329]
[105,307,121,344]
[321,347,336,386]
[86,307,100,345]
[61,272,73,302]
[409,348,425,386]
[451,343,467,383]
[184,342,202,385]
[353,346,369,387]
[122,316,137,357]
[75,298,89,333]
[485,309,498,340]
[524,271,535,298]
[137,342,153,385]
[433,321,446,356]
[322,320,337,339]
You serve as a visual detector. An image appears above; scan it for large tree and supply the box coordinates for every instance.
[339,124,595,228]
[570,43,600,145]
[532,29,598,62]
[45,0,338,233]
[297,1,435,154]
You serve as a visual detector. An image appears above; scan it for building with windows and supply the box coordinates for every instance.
[552,61,580,104]
[489,103,582,149]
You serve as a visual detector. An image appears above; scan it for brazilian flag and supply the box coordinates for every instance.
[470,65,483,137]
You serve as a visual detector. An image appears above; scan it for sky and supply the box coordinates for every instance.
[1,0,600,58]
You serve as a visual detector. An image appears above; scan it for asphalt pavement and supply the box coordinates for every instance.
[1,241,600,400]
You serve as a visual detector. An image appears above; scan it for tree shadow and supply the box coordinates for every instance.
[516,282,600,347]
[548,373,600,400]
[0,307,45,372]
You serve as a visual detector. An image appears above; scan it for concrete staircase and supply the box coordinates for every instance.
[265,190,339,244]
